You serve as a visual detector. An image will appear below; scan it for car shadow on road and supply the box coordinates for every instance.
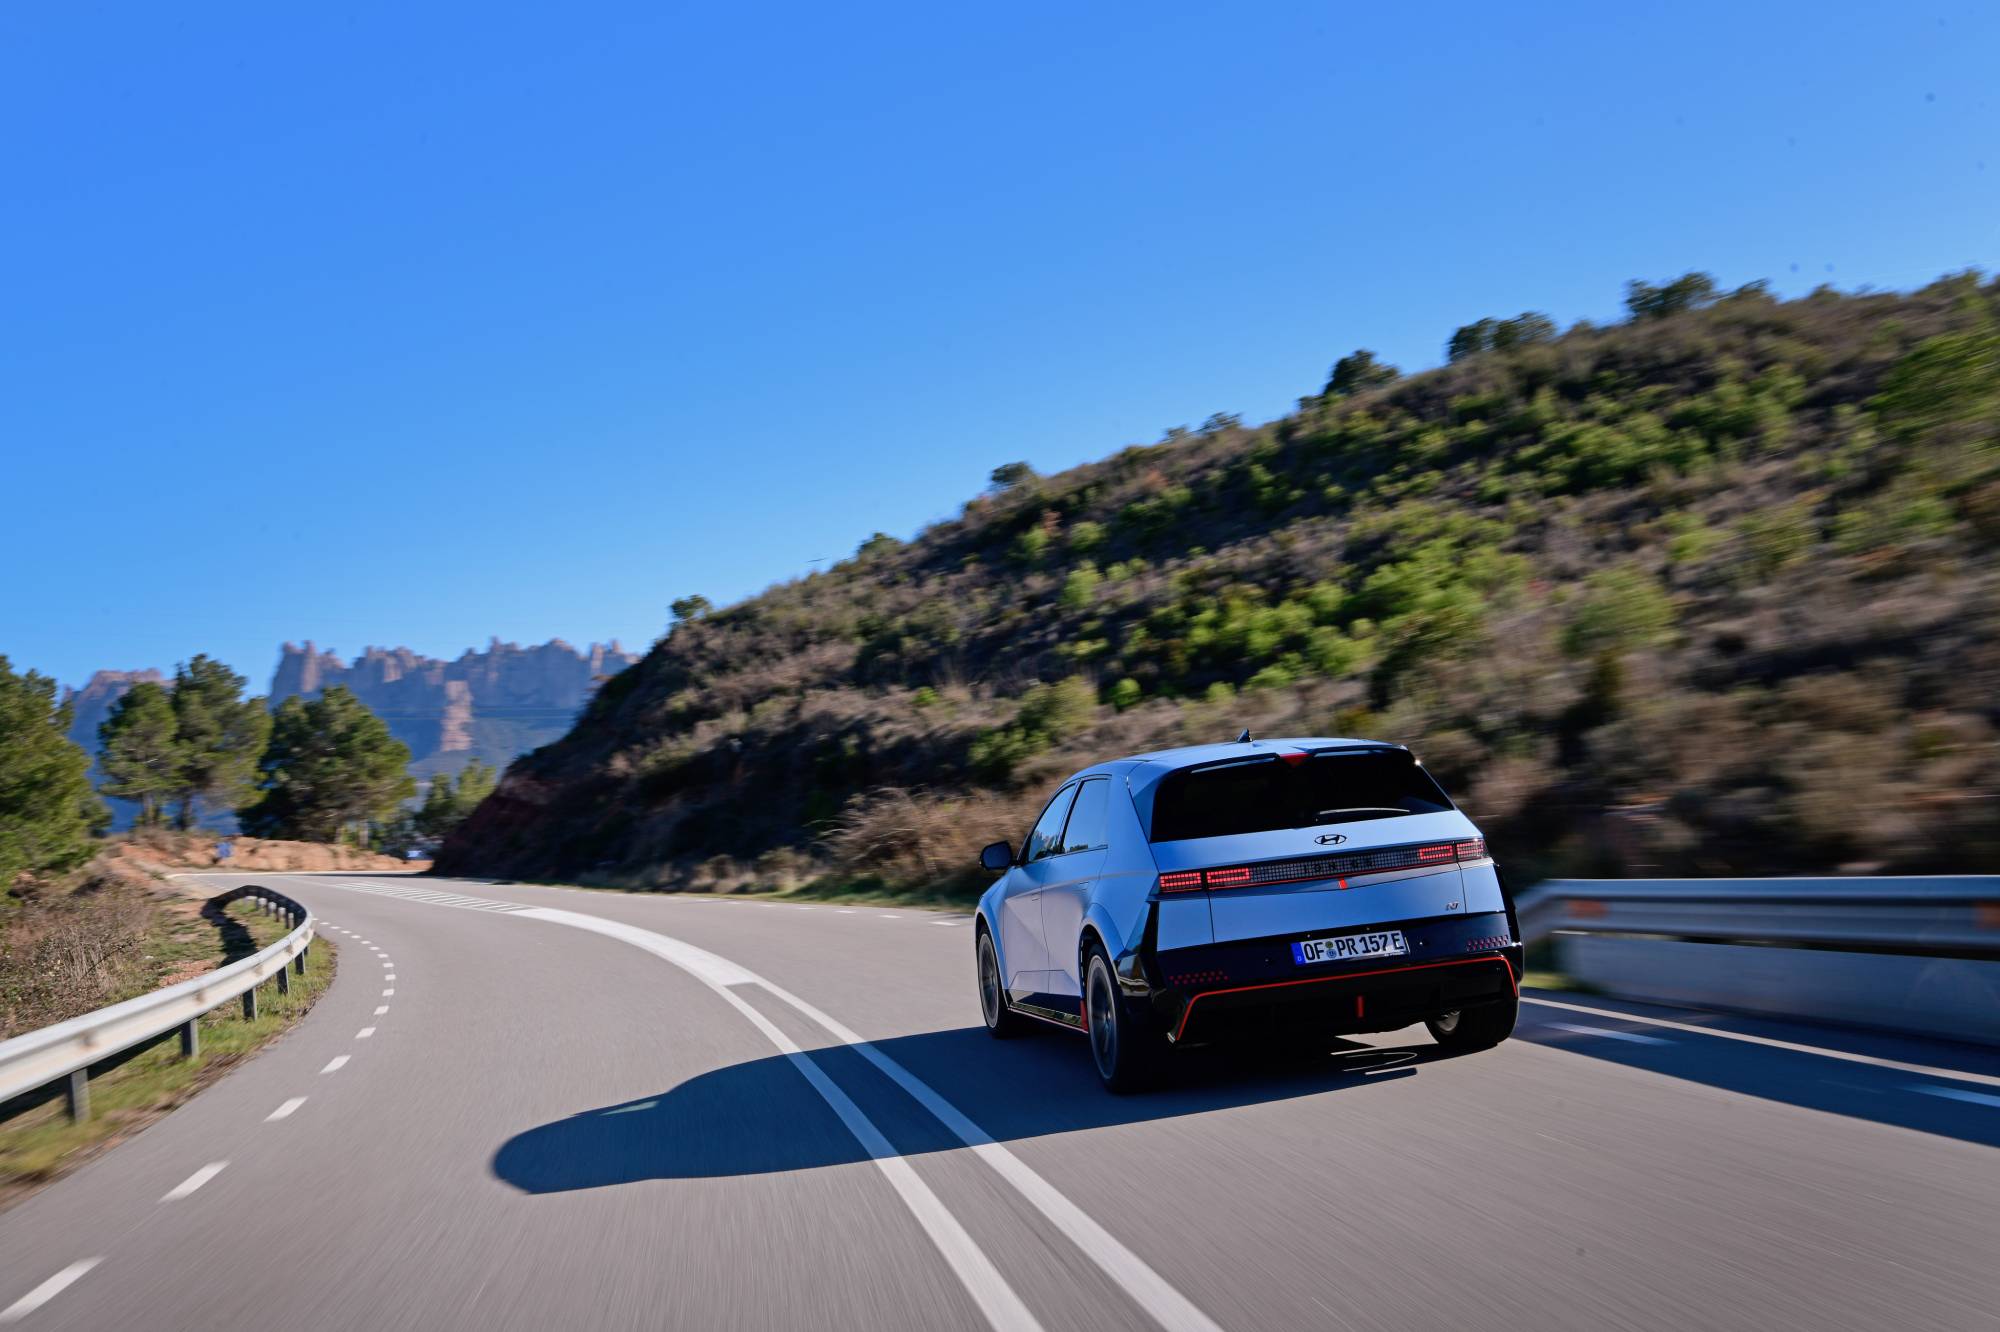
[492,1026,1444,1194]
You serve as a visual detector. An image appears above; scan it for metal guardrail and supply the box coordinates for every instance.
[1513,876,2000,1045]
[1514,876,2000,956]
[0,885,315,1122]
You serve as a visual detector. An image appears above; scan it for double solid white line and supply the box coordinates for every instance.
[512,906,1222,1332]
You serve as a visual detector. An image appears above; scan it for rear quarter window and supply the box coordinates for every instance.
[1149,749,1452,843]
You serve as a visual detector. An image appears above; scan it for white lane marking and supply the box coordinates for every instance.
[382,988,395,996]
[356,1027,376,1039]
[702,978,1041,1332]
[320,1056,349,1074]
[1,1258,102,1323]
[837,909,856,914]
[266,1097,307,1121]
[759,977,1227,1332]
[883,913,902,920]
[374,1005,390,1015]
[381,960,393,968]
[161,1161,228,1202]
[1547,1022,1672,1046]
[1522,997,2000,1089]
[384,974,396,981]
[514,908,757,986]
[931,919,958,926]
[510,905,1221,1332]
[1911,1085,2000,1109]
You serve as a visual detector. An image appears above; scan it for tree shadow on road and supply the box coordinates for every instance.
[492,1025,1443,1194]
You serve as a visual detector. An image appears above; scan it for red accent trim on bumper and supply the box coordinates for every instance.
[1172,954,1518,1042]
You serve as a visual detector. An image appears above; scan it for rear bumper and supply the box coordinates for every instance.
[1147,911,1521,1044]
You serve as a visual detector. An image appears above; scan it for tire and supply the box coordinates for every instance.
[977,928,1028,1039]
[1084,942,1164,1093]
[1425,989,1518,1053]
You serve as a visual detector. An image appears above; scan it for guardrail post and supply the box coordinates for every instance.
[294,944,307,976]
[180,1019,199,1059]
[277,963,290,996]
[242,984,258,1021]
[64,1069,89,1123]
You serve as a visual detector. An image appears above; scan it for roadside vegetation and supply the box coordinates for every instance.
[0,893,335,1207]
[439,271,2000,903]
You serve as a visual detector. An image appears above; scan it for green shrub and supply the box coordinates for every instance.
[1060,564,1102,612]
[1562,567,1675,656]
[1011,527,1051,565]
[1246,663,1296,690]
[1107,678,1142,711]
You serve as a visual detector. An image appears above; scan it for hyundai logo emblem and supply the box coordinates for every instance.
[1314,833,1347,845]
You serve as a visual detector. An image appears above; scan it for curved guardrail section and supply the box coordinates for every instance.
[1515,876,2000,1045]
[0,884,316,1121]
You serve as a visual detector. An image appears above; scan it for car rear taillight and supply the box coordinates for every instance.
[1156,837,1491,894]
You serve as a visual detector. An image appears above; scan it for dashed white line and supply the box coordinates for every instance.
[382,988,395,996]
[1912,1085,2000,1109]
[836,909,856,914]
[356,1027,376,1039]
[374,1005,390,1015]
[266,1097,307,1121]
[320,1056,349,1074]
[385,974,396,981]
[1547,1022,1672,1046]
[1,1258,102,1323]
[161,1161,228,1202]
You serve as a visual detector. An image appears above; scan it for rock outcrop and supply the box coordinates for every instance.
[64,669,167,753]
[270,638,642,778]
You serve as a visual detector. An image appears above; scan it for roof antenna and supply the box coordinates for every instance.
[1236,729,1252,743]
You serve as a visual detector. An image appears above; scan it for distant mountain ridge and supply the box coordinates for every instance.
[62,639,641,828]
[270,638,642,778]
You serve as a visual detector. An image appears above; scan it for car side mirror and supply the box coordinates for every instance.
[980,841,1014,872]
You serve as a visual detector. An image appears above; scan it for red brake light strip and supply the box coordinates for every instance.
[1161,838,1491,894]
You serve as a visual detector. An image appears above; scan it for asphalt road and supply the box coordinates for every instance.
[3,872,1997,1331]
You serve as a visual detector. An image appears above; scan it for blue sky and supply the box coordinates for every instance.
[3,1,1995,693]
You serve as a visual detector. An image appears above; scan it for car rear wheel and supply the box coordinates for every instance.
[1425,989,1517,1052]
[977,929,1027,1039]
[1085,943,1163,1093]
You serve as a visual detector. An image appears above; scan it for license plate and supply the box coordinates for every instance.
[1292,930,1408,965]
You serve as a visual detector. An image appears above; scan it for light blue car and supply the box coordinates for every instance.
[973,736,1522,1090]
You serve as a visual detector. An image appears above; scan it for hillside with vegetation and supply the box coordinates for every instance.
[438,273,2000,895]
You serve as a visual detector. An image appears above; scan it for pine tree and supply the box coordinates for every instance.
[0,656,104,884]
[97,680,181,826]
[238,687,414,842]
[169,656,270,829]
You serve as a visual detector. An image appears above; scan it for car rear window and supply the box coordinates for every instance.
[1148,748,1453,843]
